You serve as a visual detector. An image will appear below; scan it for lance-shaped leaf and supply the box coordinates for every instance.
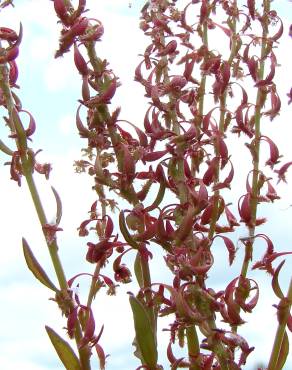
[272,260,285,299]
[9,109,37,140]
[203,157,219,186]
[238,193,252,225]
[134,253,143,288]
[266,180,280,202]
[143,149,168,163]
[145,180,165,212]
[255,52,276,87]
[212,235,236,265]
[275,161,292,183]
[167,341,189,368]
[260,135,281,168]
[78,307,95,348]
[129,294,158,369]
[117,119,148,148]
[76,105,90,138]
[119,211,139,249]
[22,238,58,292]
[270,16,283,41]
[45,326,82,370]
[95,343,106,370]
[213,160,234,191]
[0,139,13,155]
[51,186,62,225]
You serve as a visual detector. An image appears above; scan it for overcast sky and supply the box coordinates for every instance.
[0,1,291,369]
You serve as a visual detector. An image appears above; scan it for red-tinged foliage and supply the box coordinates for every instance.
[1,1,292,369]
[275,161,292,183]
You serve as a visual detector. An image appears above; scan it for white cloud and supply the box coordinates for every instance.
[57,113,76,135]
[44,56,79,92]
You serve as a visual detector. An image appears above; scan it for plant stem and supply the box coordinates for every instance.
[0,62,91,370]
[85,42,139,205]
[240,0,270,279]
[24,171,68,287]
[186,326,200,370]
[267,277,292,370]
[0,64,68,290]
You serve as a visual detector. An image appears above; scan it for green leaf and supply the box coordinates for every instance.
[129,294,157,369]
[119,211,139,249]
[22,238,58,292]
[51,186,63,225]
[45,326,82,370]
[145,180,165,212]
[272,260,285,299]
[134,253,143,288]
[0,139,13,155]
[275,330,289,370]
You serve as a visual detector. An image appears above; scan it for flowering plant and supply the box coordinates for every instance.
[0,0,291,369]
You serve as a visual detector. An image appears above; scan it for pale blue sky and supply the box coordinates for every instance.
[0,1,291,369]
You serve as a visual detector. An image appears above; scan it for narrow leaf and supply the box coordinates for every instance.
[272,260,285,299]
[129,294,158,369]
[145,180,165,212]
[51,186,63,225]
[134,252,143,288]
[22,238,58,292]
[0,139,13,155]
[119,211,139,249]
[45,326,82,370]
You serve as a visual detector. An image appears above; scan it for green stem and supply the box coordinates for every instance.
[267,278,292,370]
[87,155,105,308]
[208,94,227,240]
[0,63,68,291]
[0,63,91,370]
[85,42,139,205]
[204,3,240,366]
[198,22,208,118]
[240,0,270,279]
[85,37,158,362]
[186,326,200,370]
[24,171,68,288]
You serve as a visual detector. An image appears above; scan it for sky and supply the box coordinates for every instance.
[0,0,291,369]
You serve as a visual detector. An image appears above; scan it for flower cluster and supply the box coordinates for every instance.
[41,0,292,368]
[0,0,291,369]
